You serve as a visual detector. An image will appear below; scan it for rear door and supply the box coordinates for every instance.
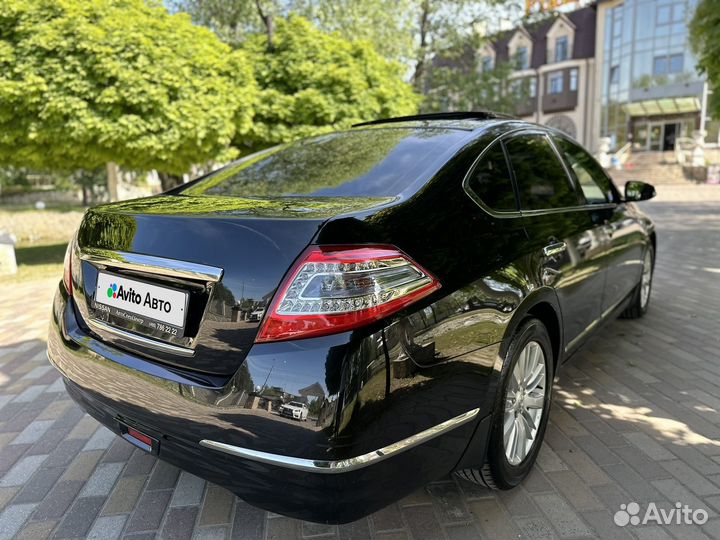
[503,130,608,351]
[553,135,646,315]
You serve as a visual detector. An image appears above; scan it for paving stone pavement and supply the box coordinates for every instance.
[1,187,719,539]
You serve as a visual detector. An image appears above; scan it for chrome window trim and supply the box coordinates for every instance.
[544,130,587,205]
[86,319,196,357]
[520,203,617,216]
[79,248,223,283]
[549,132,619,205]
[461,128,525,219]
[200,407,480,474]
[462,127,619,219]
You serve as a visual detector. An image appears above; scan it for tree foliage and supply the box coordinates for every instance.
[174,0,417,63]
[424,59,523,115]
[240,16,419,152]
[294,0,416,63]
[174,0,521,85]
[0,0,256,175]
[169,0,258,47]
[690,0,720,118]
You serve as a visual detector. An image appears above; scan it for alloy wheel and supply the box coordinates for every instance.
[640,250,652,308]
[503,341,547,466]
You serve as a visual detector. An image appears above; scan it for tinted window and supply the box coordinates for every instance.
[554,137,614,204]
[466,142,517,211]
[179,129,466,199]
[505,133,581,210]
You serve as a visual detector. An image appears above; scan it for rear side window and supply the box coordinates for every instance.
[504,133,582,210]
[554,136,614,204]
[466,142,518,211]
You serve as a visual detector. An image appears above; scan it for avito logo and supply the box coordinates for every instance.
[107,283,118,298]
[106,282,173,314]
[614,502,708,527]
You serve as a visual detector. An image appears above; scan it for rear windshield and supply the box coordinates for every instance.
[179,128,466,198]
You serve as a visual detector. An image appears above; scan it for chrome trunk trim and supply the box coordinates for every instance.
[199,407,481,473]
[86,319,195,357]
[79,249,223,282]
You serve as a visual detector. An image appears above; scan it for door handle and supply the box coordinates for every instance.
[543,241,567,258]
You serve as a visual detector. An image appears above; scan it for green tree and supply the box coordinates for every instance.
[173,0,416,62]
[171,0,280,49]
[174,0,518,83]
[240,16,419,152]
[410,0,517,90]
[293,0,416,63]
[73,168,106,206]
[691,0,720,117]
[424,40,522,115]
[0,0,257,195]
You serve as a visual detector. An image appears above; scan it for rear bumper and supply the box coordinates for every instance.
[47,285,494,522]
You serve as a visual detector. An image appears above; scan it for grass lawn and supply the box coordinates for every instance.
[0,207,84,245]
[0,242,68,284]
[0,203,85,213]
[0,207,84,284]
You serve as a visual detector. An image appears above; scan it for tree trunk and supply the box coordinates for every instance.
[82,185,89,206]
[254,0,275,51]
[158,172,184,192]
[412,0,432,92]
[106,162,119,202]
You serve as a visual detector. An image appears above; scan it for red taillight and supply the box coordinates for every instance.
[62,241,73,295]
[256,245,441,343]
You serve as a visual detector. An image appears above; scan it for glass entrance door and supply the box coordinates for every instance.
[632,123,648,150]
[648,124,663,151]
[632,119,696,151]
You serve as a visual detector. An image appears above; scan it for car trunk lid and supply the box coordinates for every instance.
[73,194,392,376]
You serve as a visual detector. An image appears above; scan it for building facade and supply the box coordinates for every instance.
[482,5,597,146]
[592,0,709,153]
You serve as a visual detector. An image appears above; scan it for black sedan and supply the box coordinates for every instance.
[47,112,656,523]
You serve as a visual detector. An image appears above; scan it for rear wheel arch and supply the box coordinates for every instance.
[525,302,561,370]
[649,232,657,265]
[500,290,563,371]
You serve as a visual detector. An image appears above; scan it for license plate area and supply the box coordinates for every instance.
[91,271,189,340]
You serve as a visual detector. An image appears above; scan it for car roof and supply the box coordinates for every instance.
[351,113,536,137]
[353,111,515,128]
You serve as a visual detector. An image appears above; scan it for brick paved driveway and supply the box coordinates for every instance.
[1,188,719,540]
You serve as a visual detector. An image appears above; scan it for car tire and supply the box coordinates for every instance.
[621,246,654,319]
[456,318,554,490]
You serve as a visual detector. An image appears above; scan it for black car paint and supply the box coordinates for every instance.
[47,119,655,523]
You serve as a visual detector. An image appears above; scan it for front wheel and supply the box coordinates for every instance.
[456,318,554,489]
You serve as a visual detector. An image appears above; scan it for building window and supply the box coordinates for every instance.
[555,36,568,62]
[673,3,685,22]
[516,46,529,70]
[569,69,578,91]
[482,55,494,72]
[529,77,537,98]
[548,72,564,94]
[653,56,667,75]
[653,54,684,75]
[609,65,619,84]
[670,53,684,73]
[657,3,684,26]
[657,5,671,25]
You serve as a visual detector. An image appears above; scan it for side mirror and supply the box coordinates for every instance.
[624,181,656,202]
